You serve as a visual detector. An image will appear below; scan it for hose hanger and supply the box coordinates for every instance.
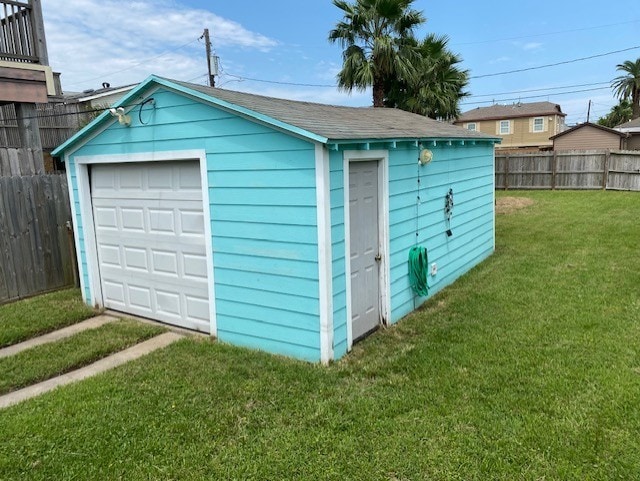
[444,188,454,237]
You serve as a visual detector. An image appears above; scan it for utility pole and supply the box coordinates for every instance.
[586,100,592,123]
[202,28,217,87]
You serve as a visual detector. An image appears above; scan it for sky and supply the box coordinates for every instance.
[42,0,640,125]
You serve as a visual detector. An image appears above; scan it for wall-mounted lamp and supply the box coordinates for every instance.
[109,107,131,127]
[418,148,433,165]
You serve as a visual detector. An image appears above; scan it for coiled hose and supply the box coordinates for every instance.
[408,246,429,297]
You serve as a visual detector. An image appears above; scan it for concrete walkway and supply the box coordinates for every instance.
[0,331,183,409]
[0,314,118,359]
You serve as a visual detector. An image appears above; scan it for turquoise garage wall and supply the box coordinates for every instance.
[54,75,498,363]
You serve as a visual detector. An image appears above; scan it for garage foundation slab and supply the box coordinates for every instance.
[0,331,183,409]
[0,315,119,359]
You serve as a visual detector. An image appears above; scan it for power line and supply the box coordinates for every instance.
[460,86,612,106]
[454,19,640,46]
[217,45,635,90]
[467,81,611,99]
[470,45,640,79]
[220,72,335,88]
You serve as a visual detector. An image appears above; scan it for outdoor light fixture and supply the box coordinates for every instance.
[109,107,131,127]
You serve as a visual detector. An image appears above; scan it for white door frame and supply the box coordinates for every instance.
[71,149,217,336]
[343,149,391,350]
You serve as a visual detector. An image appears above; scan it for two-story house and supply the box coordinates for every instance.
[454,102,566,152]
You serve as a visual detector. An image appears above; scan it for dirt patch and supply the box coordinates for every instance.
[496,196,535,214]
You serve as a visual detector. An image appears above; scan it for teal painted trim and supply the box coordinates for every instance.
[53,75,327,157]
[327,136,501,147]
[149,76,328,144]
[51,78,161,157]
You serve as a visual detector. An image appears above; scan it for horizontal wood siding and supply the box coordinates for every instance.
[388,144,495,320]
[68,88,321,361]
[553,126,623,151]
[458,114,563,149]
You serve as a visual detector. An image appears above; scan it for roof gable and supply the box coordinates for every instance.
[53,75,499,157]
[550,122,628,140]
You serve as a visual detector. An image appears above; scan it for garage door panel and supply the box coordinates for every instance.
[92,191,202,202]
[96,258,208,287]
[94,207,118,229]
[186,295,210,321]
[183,253,208,280]
[128,284,152,310]
[96,231,206,249]
[91,161,210,332]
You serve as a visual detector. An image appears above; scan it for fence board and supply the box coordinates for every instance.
[0,102,84,150]
[0,174,74,304]
[495,150,640,191]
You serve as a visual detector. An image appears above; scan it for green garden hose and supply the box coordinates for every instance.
[408,246,429,297]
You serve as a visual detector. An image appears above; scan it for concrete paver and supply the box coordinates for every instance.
[0,315,118,359]
[0,331,183,409]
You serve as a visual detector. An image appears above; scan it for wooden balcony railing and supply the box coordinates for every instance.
[0,0,47,64]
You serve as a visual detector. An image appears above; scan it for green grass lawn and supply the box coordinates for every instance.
[0,320,165,395]
[0,191,639,480]
[0,288,96,348]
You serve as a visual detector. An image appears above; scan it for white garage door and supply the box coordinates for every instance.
[90,161,210,332]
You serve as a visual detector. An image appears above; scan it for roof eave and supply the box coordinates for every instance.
[52,75,329,157]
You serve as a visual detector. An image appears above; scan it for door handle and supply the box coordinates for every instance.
[374,253,382,262]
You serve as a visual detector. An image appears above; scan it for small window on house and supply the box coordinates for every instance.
[499,120,511,135]
[533,117,544,132]
[466,122,477,131]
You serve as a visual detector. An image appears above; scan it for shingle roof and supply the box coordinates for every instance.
[615,117,640,129]
[170,79,498,142]
[456,101,565,122]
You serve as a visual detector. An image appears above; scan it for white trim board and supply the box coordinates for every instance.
[71,149,217,336]
[342,149,391,351]
[315,144,334,363]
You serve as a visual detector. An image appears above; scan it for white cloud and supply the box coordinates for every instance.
[522,42,543,51]
[489,56,511,65]
[42,0,278,91]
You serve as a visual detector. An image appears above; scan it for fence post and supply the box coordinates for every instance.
[603,150,610,190]
[551,151,557,190]
[504,153,509,190]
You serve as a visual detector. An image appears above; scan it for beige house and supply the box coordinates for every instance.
[455,101,566,151]
[550,122,628,151]
[615,117,640,150]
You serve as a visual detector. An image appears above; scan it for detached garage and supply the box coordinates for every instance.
[53,75,499,363]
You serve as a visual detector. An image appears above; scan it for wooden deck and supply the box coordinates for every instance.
[0,0,47,64]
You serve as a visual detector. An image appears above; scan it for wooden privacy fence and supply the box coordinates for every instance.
[496,150,640,191]
[0,102,86,150]
[0,147,43,176]
[0,174,76,304]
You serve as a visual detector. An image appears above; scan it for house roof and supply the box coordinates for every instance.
[63,83,137,102]
[549,122,628,140]
[456,101,566,122]
[615,117,640,131]
[170,79,496,142]
[53,75,499,157]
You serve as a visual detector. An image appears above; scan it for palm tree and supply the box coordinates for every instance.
[383,34,470,120]
[611,58,640,119]
[328,0,425,107]
[597,99,632,128]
